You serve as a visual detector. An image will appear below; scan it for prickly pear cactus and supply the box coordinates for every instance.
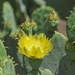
[17,31,67,74]
[2,1,17,37]
[60,39,75,75]
[31,6,59,37]
[66,7,75,41]
[0,58,16,75]
[0,40,16,75]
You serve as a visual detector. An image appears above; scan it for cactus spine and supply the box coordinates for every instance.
[58,7,75,75]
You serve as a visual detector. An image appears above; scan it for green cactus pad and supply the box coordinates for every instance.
[31,6,59,38]
[0,39,16,75]
[2,1,17,37]
[58,56,75,75]
[0,58,16,75]
[66,7,75,40]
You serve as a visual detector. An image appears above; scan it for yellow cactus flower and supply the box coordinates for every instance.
[18,33,53,59]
